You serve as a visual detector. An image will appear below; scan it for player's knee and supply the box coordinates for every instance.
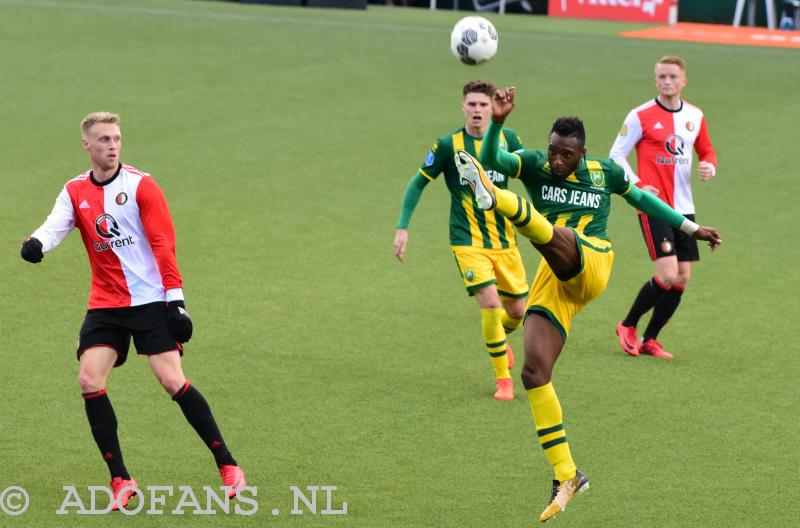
[476,291,502,309]
[157,374,186,396]
[521,361,550,390]
[77,370,105,393]
[656,272,678,289]
[507,303,526,320]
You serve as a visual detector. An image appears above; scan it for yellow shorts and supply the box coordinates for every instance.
[526,233,615,339]
[451,246,528,299]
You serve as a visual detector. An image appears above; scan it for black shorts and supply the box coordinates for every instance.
[638,213,699,262]
[77,302,183,367]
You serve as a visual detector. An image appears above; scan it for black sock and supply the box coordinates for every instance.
[643,287,684,341]
[83,390,130,480]
[622,276,670,327]
[172,382,237,468]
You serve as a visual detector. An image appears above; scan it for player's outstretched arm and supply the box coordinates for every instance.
[622,185,722,251]
[480,87,521,176]
[480,122,520,176]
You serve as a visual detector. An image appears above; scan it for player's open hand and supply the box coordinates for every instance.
[491,87,516,124]
[692,226,722,251]
[393,228,408,262]
[20,236,44,263]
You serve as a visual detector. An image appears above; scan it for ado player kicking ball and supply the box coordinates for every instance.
[456,87,721,522]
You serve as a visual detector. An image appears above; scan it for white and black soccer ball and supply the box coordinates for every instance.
[450,16,498,66]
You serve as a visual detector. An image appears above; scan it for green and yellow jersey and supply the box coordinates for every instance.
[420,127,524,248]
[514,151,632,242]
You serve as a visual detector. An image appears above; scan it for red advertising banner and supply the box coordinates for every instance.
[548,0,678,25]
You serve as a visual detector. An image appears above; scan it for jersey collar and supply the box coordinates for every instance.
[654,97,683,113]
[461,125,485,140]
[90,163,122,187]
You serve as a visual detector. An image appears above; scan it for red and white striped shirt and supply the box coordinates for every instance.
[609,98,717,215]
[32,163,183,309]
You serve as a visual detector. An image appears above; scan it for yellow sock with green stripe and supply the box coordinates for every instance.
[494,188,554,244]
[527,382,576,482]
[501,313,522,334]
[481,308,509,379]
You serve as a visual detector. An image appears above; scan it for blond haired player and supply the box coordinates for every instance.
[611,56,718,359]
[20,112,246,509]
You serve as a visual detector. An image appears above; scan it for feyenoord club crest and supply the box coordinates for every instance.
[686,121,695,132]
[116,192,128,205]
[660,239,673,254]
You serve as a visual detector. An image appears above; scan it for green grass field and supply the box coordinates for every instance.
[1,1,798,526]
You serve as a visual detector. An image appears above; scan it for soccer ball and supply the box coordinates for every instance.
[450,16,498,66]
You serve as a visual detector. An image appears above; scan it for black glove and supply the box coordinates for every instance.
[166,300,193,343]
[21,237,44,263]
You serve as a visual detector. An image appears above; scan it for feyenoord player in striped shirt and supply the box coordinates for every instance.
[20,113,245,509]
[610,56,718,359]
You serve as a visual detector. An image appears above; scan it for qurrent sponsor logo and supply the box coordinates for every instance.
[93,236,135,252]
[92,213,135,252]
[656,134,689,165]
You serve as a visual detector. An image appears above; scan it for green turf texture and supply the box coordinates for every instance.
[0,1,798,526]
